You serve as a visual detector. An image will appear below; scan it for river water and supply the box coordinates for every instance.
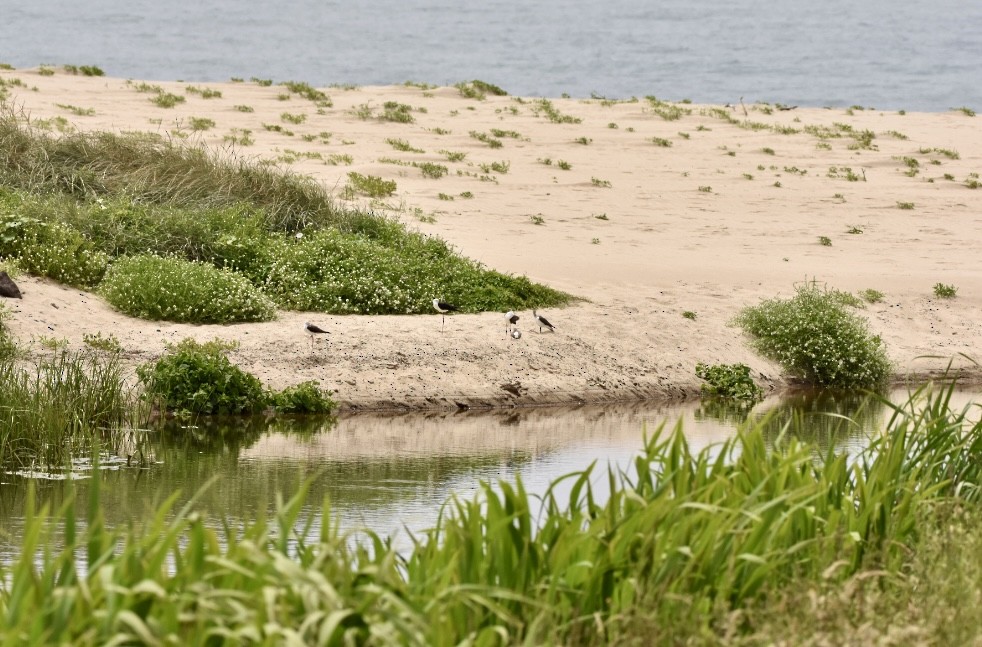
[3,0,981,110]
[1,386,979,556]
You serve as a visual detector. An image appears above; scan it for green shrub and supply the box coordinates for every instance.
[136,338,269,414]
[734,284,891,388]
[933,283,957,298]
[101,255,276,323]
[695,362,763,400]
[262,229,570,314]
[271,380,337,413]
[0,206,108,287]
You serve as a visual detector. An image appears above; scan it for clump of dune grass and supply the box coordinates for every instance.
[0,106,574,317]
[0,105,350,232]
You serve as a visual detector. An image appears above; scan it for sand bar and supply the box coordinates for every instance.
[2,69,980,410]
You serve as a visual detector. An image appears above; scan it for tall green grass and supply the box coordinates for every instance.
[1,383,979,644]
[0,349,133,468]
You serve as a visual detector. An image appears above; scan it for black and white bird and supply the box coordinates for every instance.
[532,309,555,333]
[432,299,459,330]
[504,310,520,335]
[303,321,329,350]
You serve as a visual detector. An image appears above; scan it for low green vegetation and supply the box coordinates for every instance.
[695,362,763,400]
[859,288,885,303]
[455,79,507,100]
[100,255,276,323]
[734,283,891,388]
[137,338,336,416]
[2,383,981,643]
[933,282,958,298]
[137,339,269,415]
[0,107,571,320]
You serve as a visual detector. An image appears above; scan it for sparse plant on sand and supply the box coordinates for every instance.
[933,283,957,298]
[818,236,832,246]
[897,201,915,210]
[346,172,397,197]
[386,138,424,153]
[859,288,884,303]
[188,116,216,131]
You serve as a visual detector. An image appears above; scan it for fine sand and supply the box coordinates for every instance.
[2,69,981,411]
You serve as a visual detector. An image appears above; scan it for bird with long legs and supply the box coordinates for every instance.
[504,310,519,336]
[303,321,329,351]
[432,299,458,331]
[532,309,555,333]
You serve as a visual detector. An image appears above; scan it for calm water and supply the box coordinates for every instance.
[3,0,981,110]
[1,387,979,556]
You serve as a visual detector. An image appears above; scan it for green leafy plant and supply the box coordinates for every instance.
[695,362,763,400]
[270,380,337,413]
[137,338,269,414]
[933,283,958,298]
[818,236,832,246]
[734,283,890,388]
[100,255,276,323]
[897,201,915,210]
[682,310,697,320]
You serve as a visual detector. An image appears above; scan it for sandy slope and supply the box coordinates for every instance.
[2,69,980,410]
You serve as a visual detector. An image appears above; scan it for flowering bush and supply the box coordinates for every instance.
[734,285,891,388]
[0,207,108,287]
[262,228,570,314]
[101,255,276,323]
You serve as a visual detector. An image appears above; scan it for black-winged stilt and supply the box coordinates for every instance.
[303,321,329,350]
[532,309,555,333]
[504,310,519,335]
[432,299,458,330]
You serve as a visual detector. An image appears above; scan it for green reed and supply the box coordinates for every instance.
[1,382,980,644]
[0,349,134,468]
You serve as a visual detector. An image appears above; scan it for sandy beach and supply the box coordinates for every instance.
[2,68,980,410]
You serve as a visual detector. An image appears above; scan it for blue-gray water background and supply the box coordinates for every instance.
[3,0,980,111]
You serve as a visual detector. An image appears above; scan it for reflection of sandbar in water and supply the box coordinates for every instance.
[240,400,744,464]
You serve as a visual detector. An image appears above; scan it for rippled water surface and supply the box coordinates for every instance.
[2,387,979,557]
[3,0,981,110]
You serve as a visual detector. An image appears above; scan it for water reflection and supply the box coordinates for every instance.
[1,387,979,554]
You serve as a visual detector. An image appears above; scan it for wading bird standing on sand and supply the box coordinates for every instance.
[303,321,329,350]
[504,310,520,336]
[532,309,555,333]
[432,299,459,331]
